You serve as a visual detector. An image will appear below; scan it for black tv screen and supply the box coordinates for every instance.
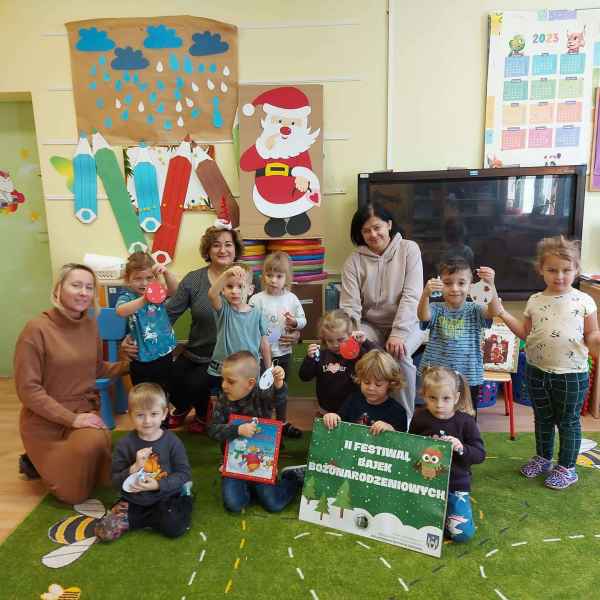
[357,166,586,300]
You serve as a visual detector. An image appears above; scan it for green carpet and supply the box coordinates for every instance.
[2,432,600,600]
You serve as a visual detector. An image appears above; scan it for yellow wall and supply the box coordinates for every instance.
[0,0,388,279]
[0,0,598,280]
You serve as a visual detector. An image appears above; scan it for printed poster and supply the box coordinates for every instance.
[482,321,520,373]
[299,420,452,558]
[66,16,238,145]
[484,9,600,167]
[223,415,283,485]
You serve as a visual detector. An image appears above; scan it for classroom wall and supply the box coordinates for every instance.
[0,0,388,280]
[393,0,600,273]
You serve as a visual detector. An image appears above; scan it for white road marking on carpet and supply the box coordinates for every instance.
[485,548,498,558]
[288,546,294,558]
[379,557,391,569]
[398,578,409,591]
[480,565,487,579]
[198,549,205,562]
[511,541,527,547]
[188,571,196,586]
[568,534,584,539]
[356,541,371,549]
[309,590,319,600]
[325,531,343,537]
[199,531,207,541]
[495,589,510,600]
[296,567,304,580]
[294,532,310,539]
[543,538,561,542]
[595,534,600,538]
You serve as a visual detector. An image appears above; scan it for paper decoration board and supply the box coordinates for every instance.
[299,420,452,557]
[124,143,216,211]
[222,414,283,484]
[590,88,600,190]
[482,321,520,372]
[66,16,238,145]
[484,9,600,167]
[239,85,323,239]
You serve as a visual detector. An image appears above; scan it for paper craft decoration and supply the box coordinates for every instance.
[145,281,167,304]
[132,146,161,231]
[0,170,25,214]
[299,420,452,557]
[339,337,360,360]
[151,140,192,264]
[40,583,82,600]
[196,155,239,228]
[92,132,147,253]
[484,9,600,167]
[577,438,600,468]
[66,16,238,144]
[239,85,323,238]
[42,499,105,568]
[469,279,494,306]
[258,367,275,390]
[72,137,97,223]
[482,321,520,372]
[223,415,283,484]
[590,88,600,191]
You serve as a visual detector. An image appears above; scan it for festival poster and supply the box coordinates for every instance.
[299,420,452,558]
[66,16,238,145]
[484,9,600,168]
[239,84,323,239]
[222,415,283,485]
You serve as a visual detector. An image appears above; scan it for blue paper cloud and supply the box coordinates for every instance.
[111,47,149,70]
[189,31,229,56]
[144,25,182,49]
[76,27,115,52]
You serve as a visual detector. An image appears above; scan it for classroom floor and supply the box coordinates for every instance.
[2,376,600,544]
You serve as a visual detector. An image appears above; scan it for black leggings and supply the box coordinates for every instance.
[128,495,193,538]
[129,352,173,398]
[170,354,220,419]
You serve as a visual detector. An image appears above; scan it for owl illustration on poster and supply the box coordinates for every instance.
[239,85,323,238]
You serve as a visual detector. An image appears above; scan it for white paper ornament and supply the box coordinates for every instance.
[259,367,274,390]
[469,280,493,306]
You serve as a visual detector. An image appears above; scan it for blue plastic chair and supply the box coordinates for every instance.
[96,308,128,429]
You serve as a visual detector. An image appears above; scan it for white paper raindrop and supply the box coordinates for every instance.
[115,98,121,109]
[207,79,215,90]
[223,66,230,76]
[177,116,184,127]
[220,82,228,93]
[185,97,194,107]
[138,101,145,112]
[175,101,183,113]
[191,81,199,92]
[156,61,163,72]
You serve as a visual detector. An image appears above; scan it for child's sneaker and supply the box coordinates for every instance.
[520,455,553,478]
[280,464,306,485]
[544,465,578,490]
[283,422,303,439]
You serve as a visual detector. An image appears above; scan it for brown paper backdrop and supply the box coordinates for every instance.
[238,84,323,239]
[66,16,238,145]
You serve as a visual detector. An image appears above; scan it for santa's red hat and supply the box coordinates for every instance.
[242,86,311,119]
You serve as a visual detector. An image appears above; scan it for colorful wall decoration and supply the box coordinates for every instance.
[66,16,238,145]
[239,85,323,239]
[484,9,600,168]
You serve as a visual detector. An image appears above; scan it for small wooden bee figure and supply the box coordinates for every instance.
[40,583,82,600]
[415,447,447,481]
[42,499,106,569]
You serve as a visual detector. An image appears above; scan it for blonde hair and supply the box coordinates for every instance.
[354,349,405,391]
[318,309,354,345]
[124,251,154,280]
[420,365,474,417]
[128,383,168,412]
[535,235,581,274]
[222,351,260,380]
[51,263,99,316]
[261,251,293,290]
[199,226,243,262]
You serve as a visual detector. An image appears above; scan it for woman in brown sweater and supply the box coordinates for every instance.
[14,263,127,504]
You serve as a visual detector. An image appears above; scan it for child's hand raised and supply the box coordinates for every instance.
[323,412,341,430]
[424,277,444,297]
[226,265,247,281]
[152,263,167,277]
[272,365,285,387]
[370,420,394,436]
[476,266,496,285]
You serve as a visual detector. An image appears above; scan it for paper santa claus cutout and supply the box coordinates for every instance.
[240,86,321,237]
[0,170,25,214]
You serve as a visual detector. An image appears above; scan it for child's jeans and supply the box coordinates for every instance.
[445,491,474,543]
[526,363,588,468]
[221,475,300,513]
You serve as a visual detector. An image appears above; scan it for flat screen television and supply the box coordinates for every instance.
[357,166,586,300]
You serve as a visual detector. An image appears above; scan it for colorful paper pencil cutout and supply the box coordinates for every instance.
[133,146,162,233]
[151,140,192,265]
[93,132,147,253]
[73,136,97,224]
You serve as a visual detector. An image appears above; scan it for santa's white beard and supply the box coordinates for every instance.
[256,119,320,159]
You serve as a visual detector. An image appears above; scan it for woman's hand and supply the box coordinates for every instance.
[323,413,341,430]
[120,335,138,360]
[73,413,106,429]
[386,335,406,360]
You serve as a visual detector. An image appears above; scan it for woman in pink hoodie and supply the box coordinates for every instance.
[340,202,424,417]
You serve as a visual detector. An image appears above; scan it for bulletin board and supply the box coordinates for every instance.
[484,9,600,168]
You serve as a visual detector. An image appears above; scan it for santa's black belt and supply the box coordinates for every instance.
[255,163,291,177]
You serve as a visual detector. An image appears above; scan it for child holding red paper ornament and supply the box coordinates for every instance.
[116,252,179,396]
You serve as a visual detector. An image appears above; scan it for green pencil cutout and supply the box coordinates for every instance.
[92,132,147,253]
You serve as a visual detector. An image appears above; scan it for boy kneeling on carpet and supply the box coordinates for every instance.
[207,351,304,513]
[95,383,194,541]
